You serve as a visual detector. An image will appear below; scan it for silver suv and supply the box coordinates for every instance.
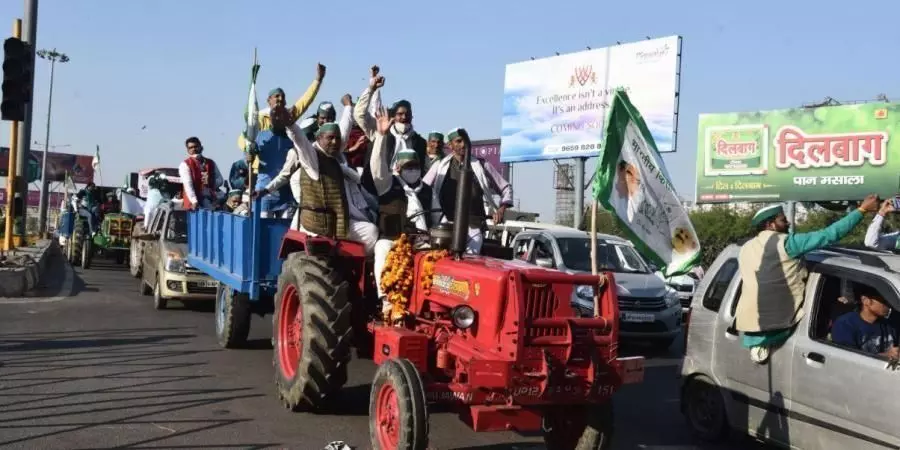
[509,228,682,349]
[681,244,900,449]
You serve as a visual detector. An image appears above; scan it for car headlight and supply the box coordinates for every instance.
[576,285,594,300]
[451,305,476,329]
[664,288,680,308]
[165,255,185,273]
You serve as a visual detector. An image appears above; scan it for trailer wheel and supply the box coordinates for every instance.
[542,402,614,450]
[273,253,352,411]
[369,358,429,450]
[215,283,251,349]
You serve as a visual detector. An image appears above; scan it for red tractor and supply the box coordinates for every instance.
[269,139,644,449]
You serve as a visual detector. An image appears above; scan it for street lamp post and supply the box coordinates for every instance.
[36,48,69,236]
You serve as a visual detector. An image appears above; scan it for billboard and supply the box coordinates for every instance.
[500,35,681,163]
[469,139,510,179]
[0,148,95,184]
[0,189,66,208]
[695,103,898,203]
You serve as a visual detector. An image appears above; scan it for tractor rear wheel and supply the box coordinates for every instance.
[81,238,93,269]
[542,402,614,450]
[215,283,251,349]
[273,253,352,411]
[369,358,429,450]
[70,218,85,265]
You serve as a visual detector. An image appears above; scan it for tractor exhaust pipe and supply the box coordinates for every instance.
[451,129,474,260]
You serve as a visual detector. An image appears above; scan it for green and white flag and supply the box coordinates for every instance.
[243,53,261,157]
[592,89,701,277]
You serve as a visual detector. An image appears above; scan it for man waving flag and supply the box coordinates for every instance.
[592,89,700,277]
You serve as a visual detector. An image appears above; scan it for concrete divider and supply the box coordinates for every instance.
[0,239,59,297]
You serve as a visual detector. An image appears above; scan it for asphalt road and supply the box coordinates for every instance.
[0,253,771,450]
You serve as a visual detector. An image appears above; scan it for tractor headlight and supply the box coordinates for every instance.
[165,255,185,273]
[576,285,594,300]
[664,288,680,308]
[451,305,476,329]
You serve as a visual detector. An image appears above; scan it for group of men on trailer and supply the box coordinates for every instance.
[176,64,513,319]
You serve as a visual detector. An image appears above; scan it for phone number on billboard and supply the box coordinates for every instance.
[546,143,600,154]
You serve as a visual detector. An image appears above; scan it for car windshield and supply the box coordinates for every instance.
[557,237,650,274]
[166,211,188,243]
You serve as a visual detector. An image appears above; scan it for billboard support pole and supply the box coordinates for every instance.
[14,0,38,239]
[574,157,585,229]
[4,19,22,250]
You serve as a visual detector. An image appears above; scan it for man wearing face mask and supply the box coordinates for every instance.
[178,137,224,210]
[423,128,513,254]
[424,132,444,172]
[255,121,379,256]
[354,66,428,169]
[368,107,433,318]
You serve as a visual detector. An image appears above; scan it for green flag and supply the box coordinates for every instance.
[592,89,700,277]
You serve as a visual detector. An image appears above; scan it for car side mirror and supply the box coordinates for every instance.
[535,257,554,269]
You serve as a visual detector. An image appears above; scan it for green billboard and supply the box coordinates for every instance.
[695,102,898,203]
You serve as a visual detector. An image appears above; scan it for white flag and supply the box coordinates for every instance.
[91,145,100,170]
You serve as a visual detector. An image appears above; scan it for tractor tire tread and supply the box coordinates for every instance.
[368,359,429,450]
[274,253,352,412]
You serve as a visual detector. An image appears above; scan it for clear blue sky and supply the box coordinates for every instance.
[0,0,896,222]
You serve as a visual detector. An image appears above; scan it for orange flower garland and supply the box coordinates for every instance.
[420,249,449,296]
[380,234,415,324]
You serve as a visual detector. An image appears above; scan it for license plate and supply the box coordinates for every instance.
[197,280,217,288]
[622,312,654,323]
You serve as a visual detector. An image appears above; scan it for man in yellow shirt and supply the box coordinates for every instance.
[237,63,326,151]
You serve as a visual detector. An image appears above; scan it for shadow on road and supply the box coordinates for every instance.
[0,326,279,449]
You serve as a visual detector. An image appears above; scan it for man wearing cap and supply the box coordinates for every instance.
[354,66,428,168]
[236,63,326,151]
[736,195,879,363]
[423,128,513,254]
[425,132,444,171]
[228,152,252,192]
[178,137,224,210]
[831,283,899,360]
[369,107,433,318]
[256,121,379,255]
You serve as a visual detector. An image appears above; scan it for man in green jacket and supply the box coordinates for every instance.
[736,195,879,363]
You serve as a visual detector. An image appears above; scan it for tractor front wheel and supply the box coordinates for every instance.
[215,283,251,349]
[115,251,126,265]
[81,238,93,269]
[70,218,85,265]
[369,358,429,450]
[542,402,614,450]
[273,253,352,411]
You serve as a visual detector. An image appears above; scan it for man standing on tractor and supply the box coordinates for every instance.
[736,195,879,364]
[423,128,514,254]
[75,182,102,235]
[369,106,433,318]
[254,120,379,255]
[353,66,428,168]
[424,131,445,172]
[178,137,225,210]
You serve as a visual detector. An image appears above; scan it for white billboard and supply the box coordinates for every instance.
[500,35,682,163]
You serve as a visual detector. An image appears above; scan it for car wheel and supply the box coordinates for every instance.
[682,375,729,442]
[153,279,167,310]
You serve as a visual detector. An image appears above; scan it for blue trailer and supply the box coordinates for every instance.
[186,203,291,348]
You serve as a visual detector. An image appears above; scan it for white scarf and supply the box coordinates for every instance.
[389,124,415,166]
[430,155,498,225]
[396,175,426,231]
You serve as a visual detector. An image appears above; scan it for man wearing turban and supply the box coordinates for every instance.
[368,107,434,318]
[736,195,878,363]
[422,128,513,254]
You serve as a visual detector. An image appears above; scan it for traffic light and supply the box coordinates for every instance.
[2,37,33,122]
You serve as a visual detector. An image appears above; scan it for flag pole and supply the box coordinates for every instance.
[247,47,257,216]
[591,199,603,317]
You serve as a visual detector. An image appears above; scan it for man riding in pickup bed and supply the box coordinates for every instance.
[736,195,879,363]
[255,119,379,256]
[369,106,433,319]
[422,128,513,254]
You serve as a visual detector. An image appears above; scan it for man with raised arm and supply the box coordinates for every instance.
[353,66,428,168]
[737,195,879,364]
[236,64,326,151]
[422,128,513,254]
[368,107,433,318]
[254,120,379,255]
